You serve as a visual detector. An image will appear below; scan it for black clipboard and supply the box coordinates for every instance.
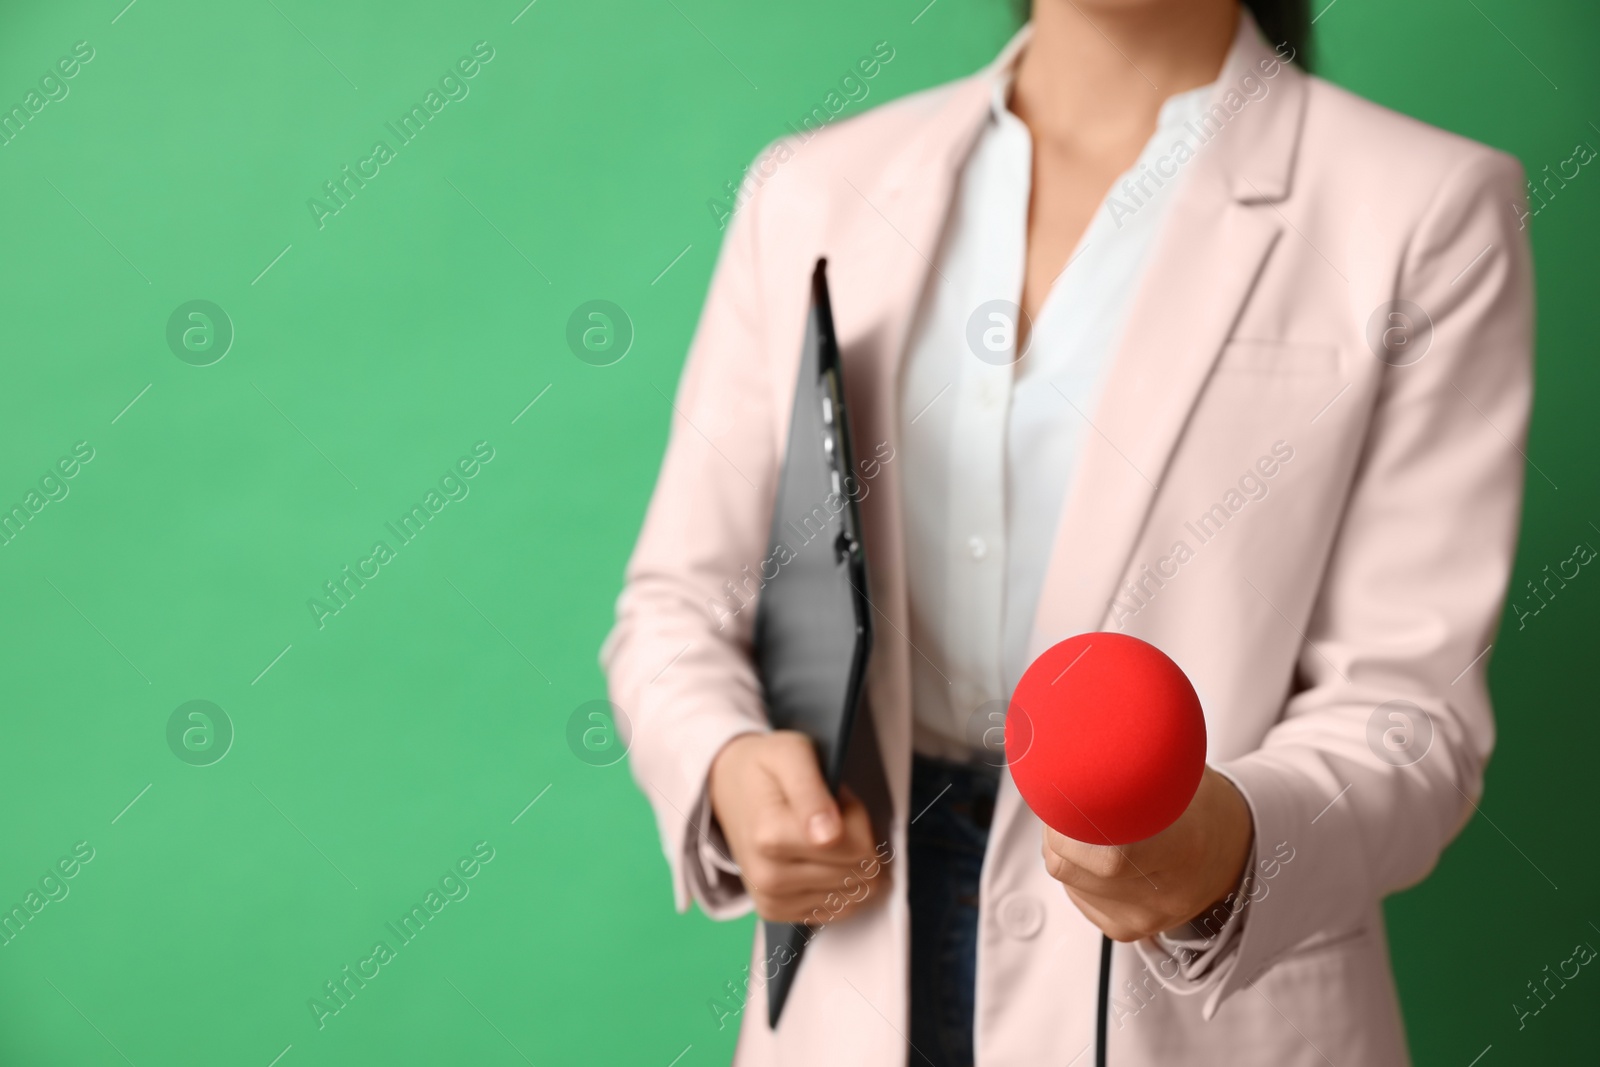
[751,259,873,1028]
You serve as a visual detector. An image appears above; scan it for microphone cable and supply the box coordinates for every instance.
[1096,934,1112,1067]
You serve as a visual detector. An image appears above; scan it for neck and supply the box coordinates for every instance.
[1012,0,1240,147]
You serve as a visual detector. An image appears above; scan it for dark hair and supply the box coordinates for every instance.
[1242,0,1312,70]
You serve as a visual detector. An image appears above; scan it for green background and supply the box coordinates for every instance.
[0,0,1592,1063]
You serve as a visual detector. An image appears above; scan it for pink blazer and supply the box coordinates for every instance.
[603,20,1532,1066]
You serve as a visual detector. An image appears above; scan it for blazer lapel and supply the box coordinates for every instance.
[1029,29,1309,655]
[1028,202,1283,649]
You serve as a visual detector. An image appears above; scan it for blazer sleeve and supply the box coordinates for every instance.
[599,159,787,920]
[1139,147,1535,1016]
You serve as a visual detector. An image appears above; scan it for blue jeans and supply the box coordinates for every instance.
[908,752,1000,1067]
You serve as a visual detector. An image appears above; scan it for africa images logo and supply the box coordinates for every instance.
[307,842,496,1030]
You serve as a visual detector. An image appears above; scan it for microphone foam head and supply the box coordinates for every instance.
[1005,632,1206,845]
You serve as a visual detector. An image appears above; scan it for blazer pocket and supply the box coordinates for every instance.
[1215,340,1341,378]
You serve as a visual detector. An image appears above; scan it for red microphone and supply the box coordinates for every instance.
[1007,632,1207,1067]
[1004,632,1206,845]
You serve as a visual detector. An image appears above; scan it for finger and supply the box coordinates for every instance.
[746,805,881,868]
[760,831,889,893]
[830,787,880,857]
[756,894,859,925]
[741,797,887,906]
[1061,886,1153,943]
[762,732,842,847]
[722,757,808,860]
[1061,880,1156,919]
[780,789,889,880]
[755,878,889,925]
[742,854,887,897]
[1041,833,1116,891]
[1042,830,1149,886]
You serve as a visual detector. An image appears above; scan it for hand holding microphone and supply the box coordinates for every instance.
[1006,633,1254,943]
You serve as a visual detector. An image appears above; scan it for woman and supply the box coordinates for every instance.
[602,0,1532,1063]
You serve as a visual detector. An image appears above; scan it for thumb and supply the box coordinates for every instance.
[765,733,840,845]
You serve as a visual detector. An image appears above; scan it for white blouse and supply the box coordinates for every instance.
[898,41,1223,761]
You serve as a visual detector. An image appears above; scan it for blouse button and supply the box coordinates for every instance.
[968,535,988,560]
